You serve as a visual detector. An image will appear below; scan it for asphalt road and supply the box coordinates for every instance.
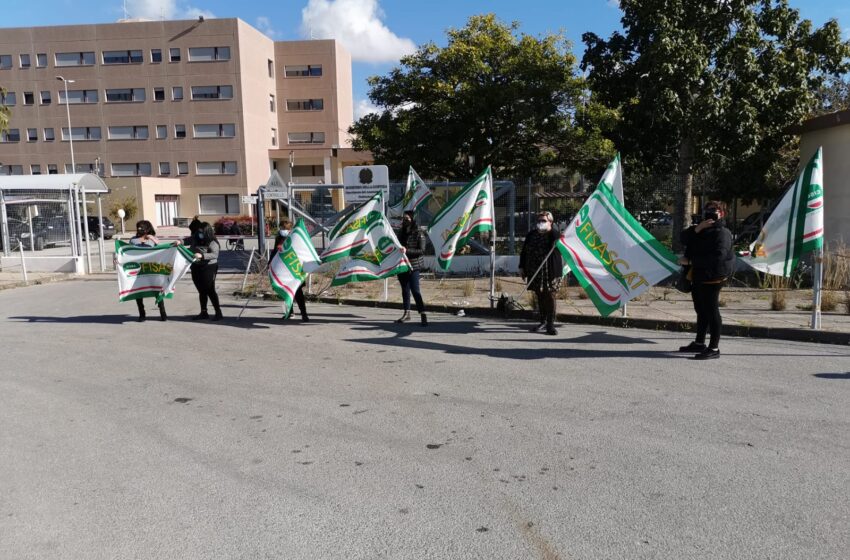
[1,278,848,560]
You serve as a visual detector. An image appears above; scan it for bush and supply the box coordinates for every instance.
[213,215,265,235]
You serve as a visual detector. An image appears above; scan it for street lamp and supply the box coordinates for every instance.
[56,76,76,172]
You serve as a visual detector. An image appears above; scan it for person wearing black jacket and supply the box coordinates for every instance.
[270,220,309,322]
[519,211,564,335]
[678,201,734,360]
[189,222,222,321]
[128,220,168,322]
[395,211,428,326]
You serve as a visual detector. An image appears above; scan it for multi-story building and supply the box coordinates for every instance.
[0,17,370,226]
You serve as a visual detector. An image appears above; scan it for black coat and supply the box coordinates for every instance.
[519,228,563,292]
[681,222,734,283]
[398,225,427,271]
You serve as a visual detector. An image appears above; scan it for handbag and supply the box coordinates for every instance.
[675,265,692,293]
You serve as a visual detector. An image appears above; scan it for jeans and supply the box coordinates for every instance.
[691,282,723,348]
[397,270,425,313]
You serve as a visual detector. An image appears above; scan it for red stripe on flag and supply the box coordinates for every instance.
[562,242,620,304]
[119,285,164,296]
[803,228,823,240]
[269,266,296,297]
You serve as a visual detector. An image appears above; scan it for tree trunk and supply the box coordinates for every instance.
[673,136,695,252]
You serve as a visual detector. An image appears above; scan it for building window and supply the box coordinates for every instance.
[269,94,275,112]
[111,162,152,177]
[188,47,230,62]
[36,53,47,67]
[286,98,324,111]
[284,64,322,77]
[287,131,325,144]
[153,87,165,101]
[1,165,24,175]
[47,164,58,174]
[196,161,237,175]
[190,85,233,100]
[199,194,239,214]
[271,128,277,146]
[40,91,52,105]
[151,49,162,63]
[172,86,183,101]
[55,51,95,67]
[27,128,38,142]
[159,162,171,175]
[177,162,189,175]
[156,125,167,139]
[169,48,181,62]
[23,92,34,105]
[65,162,103,174]
[268,59,274,77]
[193,123,236,138]
[0,91,15,106]
[102,50,143,64]
[59,89,98,104]
[43,128,55,142]
[106,88,146,102]
[292,165,324,177]
[61,127,101,141]
[31,164,41,175]
[0,129,21,142]
[0,55,12,69]
[174,124,186,138]
[20,54,31,68]
[108,125,149,140]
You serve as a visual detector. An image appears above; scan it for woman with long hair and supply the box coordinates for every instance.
[395,211,428,326]
[189,222,222,320]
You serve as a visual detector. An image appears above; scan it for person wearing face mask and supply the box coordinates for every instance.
[270,220,309,322]
[395,210,428,326]
[128,220,167,322]
[189,222,222,321]
[678,201,734,360]
[519,211,563,335]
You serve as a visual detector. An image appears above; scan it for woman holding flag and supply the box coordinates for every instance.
[271,220,309,322]
[129,220,167,322]
[395,211,428,326]
[519,211,563,335]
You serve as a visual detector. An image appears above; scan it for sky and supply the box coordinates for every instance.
[3,0,848,119]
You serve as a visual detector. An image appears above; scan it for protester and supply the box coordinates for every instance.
[270,220,309,322]
[395,210,428,326]
[129,220,167,322]
[678,201,734,360]
[519,211,563,335]
[189,222,222,320]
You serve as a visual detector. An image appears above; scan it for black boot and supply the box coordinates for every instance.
[395,311,411,323]
[529,322,545,333]
[193,310,210,320]
[136,300,146,322]
[420,313,428,327]
[301,312,310,322]
[158,301,167,322]
[212,306,223,321]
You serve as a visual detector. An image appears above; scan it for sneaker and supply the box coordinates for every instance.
[529,322,546,333]
[420,313,428,327]
[678,341,706,353]
[192,311,210,321]
[544,326,558,336]
[691,348,720,360]
[212,310,223,321]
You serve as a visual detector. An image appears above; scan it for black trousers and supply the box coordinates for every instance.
[533,288,557,326]
[136,298,164,316]
[691,282,723,348]
[397,270,425,313]
[191,263,220,312]
[288,285,308,318]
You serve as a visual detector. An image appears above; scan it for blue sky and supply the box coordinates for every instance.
[4,0,848,118]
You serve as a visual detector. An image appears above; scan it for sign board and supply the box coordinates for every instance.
[343,165,389,204]
[264,192,288,200]
[241,195,258,204]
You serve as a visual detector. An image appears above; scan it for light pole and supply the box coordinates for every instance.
[56,76,76,172]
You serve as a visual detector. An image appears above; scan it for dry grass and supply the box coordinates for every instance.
[821,290,837,312]
[718,296,727,308]
[823,242,850,291]
[494,278,503,292]
[845,291,850,315]
[576,287,589,300]
[764,274,791,311]
[525,291,537,309]
[462,279,475,297]
[557,282,570,301]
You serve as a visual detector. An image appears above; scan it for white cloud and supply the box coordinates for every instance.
[354,98,380,120]
[300,0,417,63]
[124,0,213,20]
[255,16,279,39]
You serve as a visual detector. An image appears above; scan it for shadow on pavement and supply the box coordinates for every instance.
[813,372,850,380]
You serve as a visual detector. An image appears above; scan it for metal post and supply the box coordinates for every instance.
[27,205,35,253]
[81,186,92,274]
[97,194,105,272]
[67,190,78,258]
[256,187,266,255]
[0,189,9,257]
[489,168,496,307]
[383,185,389,302]
[507,182,516,255]
[72,185,85,264]
[527,178,533,233]
[811,247,823,330]
[19,241,28,283]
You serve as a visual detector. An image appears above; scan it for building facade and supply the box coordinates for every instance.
[0,18,370,226]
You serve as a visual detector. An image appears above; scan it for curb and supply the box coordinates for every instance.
[0,273,72,291]
[313,296,850,347]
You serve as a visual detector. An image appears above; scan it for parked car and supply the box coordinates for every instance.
[82,216,116,240]
[9,216,73,251]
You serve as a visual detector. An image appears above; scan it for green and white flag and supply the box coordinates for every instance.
[389,166,432,217]
[115,240,194,303]
[427,166,494,272]
[269,219,322,313]
[744,147,824,277]
[600,152,624,203]
[332,214,410,285]
[322,190,384,262]
[557,169,678,317]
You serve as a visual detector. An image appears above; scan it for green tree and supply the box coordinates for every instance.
[813,75,850,116]
[582,0,849,248]
[350,14,616,180]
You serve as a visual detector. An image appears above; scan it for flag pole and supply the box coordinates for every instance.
[488,166,496,308]
[810,246,823,330]
[383,187,389,302]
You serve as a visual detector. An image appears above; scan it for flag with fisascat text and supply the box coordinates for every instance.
[115,240,194,303]
[321,190,384,262]
[557,165,678,317]
[427,167,494,272]
[269,219,322,314]
[743,147,824,277]
[332,213,410,285]
[388,166,433,217]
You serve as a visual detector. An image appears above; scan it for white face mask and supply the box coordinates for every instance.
[536,221,550,232]
[279,229,290,237]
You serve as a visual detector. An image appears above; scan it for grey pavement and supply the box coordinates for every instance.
[1,279,849,559]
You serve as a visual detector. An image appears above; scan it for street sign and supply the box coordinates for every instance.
[343,165,389,204]
[241,195,258,204]
[263,192,288,200]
